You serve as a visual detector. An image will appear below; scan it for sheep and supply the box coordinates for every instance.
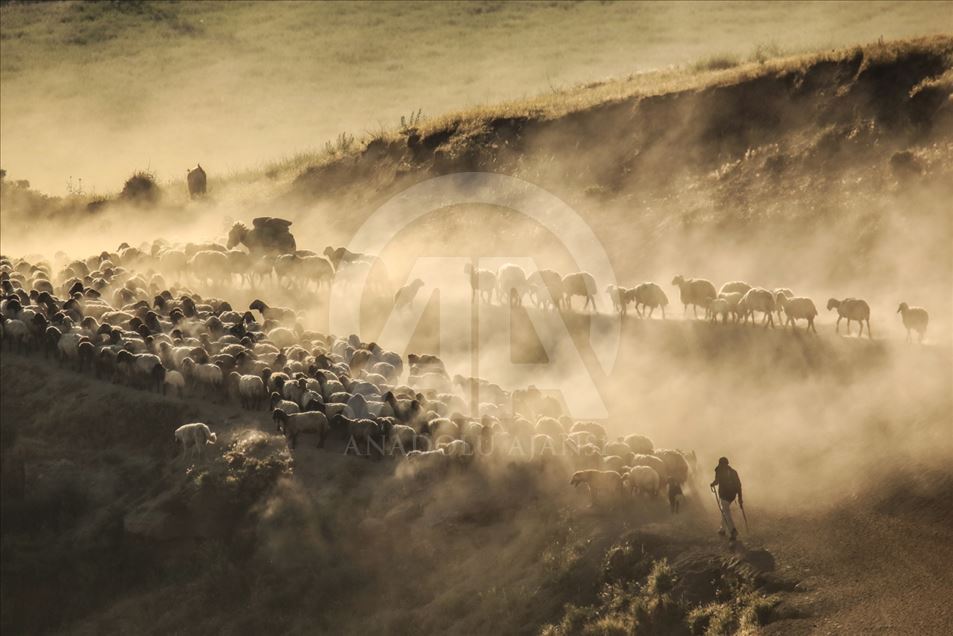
[623,465,660,497]
[116,350,166,392]
[671,275,716,318]
[394,279,425,311]
[774,288,794,323]
[528,269,564,310]
[2,318,32,352]
[174,423,217,462]
[333,414,382,456]
[653,449,691,485]
[562,272,598,311]
[632,282,668,319]
[739,287,776,328]
[623,434,653,455]
[709,298,730,324]
[249,299,296,324]
[270,391,301,415]
[897,303,928,343]
[273,409,330,449]
[629,454,668,481]
[777,296,818,333]
[464,264,496,303]
[570,470,624,507]
[439,438,472,460]
[164,370,186,397]
[717,291,745,323]
[606,285,627,314]
[188,251,230,287]
[602,455,628,473]
[230,372,266,409]
[497,264,528,306]
[181,357,223,396]
[827,297,872,338]
[403,448,448,478]
[718,281,752,296]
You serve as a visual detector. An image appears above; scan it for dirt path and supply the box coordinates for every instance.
[758,495,953,634]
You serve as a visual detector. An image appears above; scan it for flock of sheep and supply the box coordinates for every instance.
[1,246,700,508]
[453,264,929,342]
[0,230,932,511]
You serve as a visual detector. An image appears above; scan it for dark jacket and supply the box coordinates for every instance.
[711,465,742,503]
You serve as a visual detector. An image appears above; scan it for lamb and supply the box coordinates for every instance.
[464,264,496,303]
[623,465,660,497]
[777,296,818,333]
[394,279,425,311]
[739,287,776,328]
[671,275,717,318]
[632,282,668,319]
[562,272,598,311]
[273,409,330,449]
[897,302,928,343]
[827,297,872,338]
[709,297,731,324]
[717,291,745,323]
[497,264,529,306]
[570,470,624,506]
[174,423,217,462]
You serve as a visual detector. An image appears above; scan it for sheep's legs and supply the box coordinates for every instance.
[865,320,872,339]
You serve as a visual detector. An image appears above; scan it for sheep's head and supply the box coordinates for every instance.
[672,275,684,287]
[826,298,840,311]
[897,302,909,314]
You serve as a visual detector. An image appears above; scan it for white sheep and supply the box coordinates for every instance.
[464,263,496,303]
[273,409,329,449]
[739,287,776,328]
[116,350,166,392]
[717,291,745,323]
[623,465,660,497]
[562,272,598,311]
[164,370,186,397]
[827,297,872,338]
[570,470,623,506]
[174,423,217,462]
[777,296,818,333]
[231,372,266,409]
[897,302,928,343]
[671,275,716,318]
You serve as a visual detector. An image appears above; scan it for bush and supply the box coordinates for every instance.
[120,171,161,206]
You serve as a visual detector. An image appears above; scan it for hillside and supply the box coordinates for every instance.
[1,1,948,194]
[3,316,951,634]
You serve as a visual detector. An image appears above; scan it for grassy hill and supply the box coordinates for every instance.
[1,1,949,194]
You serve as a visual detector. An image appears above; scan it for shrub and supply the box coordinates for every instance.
[120,171,161,206]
